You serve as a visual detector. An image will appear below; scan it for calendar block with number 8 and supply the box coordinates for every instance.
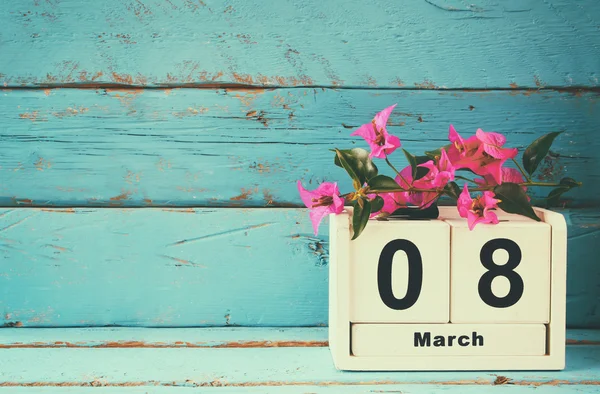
[328,206,567,371]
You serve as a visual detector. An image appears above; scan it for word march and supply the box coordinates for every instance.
[414,331,484,347]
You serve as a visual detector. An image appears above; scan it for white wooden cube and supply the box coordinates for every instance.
[328,206,567,371]
[447,216,551,324]
[349,219,450,323]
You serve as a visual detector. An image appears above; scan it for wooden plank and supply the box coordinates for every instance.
[2,327,598,348]
[1,0,599,88]
[0,346,599,387]
[566,329,600,345]
[1,208,598,328]
[2,386,600,393]
[1,386,600,394]
[1,327,597,348]
[0,327,329,348]
[1,88,598,207]
[0,208,328,327]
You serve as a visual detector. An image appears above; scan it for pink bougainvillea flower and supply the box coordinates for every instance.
[447,125,518,184]
[475,167,530,201]
[391,149,455,209]
[372,191,408,217]
[297,181,344,235]
[417,148,456,189]
[350,104,401,159]
[457,184,500,230]
[396,165,439,209]
[475,167,526,190]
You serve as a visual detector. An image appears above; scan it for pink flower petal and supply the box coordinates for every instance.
[457,184,473,218]
[373,192,407,217]
[315,181,339,197]
[438,149,453,171]
[374,104,397,130]
[383,133,402,155]
[417,192,440,208]
[481,160,505,185]
[350,123,376,139]
[370,144,387,159]
[476,128,506,147]
[467,211,485,230]
[332,194,345,212]
[502,168,525,184]
[396,166,414,189]
[481,191,499,209]
[297,181,319,208]
[309,206,330,235]
[448,124,464,146]
[483,209,499,225]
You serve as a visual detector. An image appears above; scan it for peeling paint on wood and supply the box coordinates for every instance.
[1,88,598,207]
[0,208,598,328]
[1,327,597,349]
[1,0,599,88]
[0,208,330,327]
[0,342,600,387]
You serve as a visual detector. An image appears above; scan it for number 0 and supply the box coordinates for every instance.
[377,239,423,310]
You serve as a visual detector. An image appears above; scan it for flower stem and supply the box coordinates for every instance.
[368,181,563,195]
[420,192,442,208]
[512,158,532,182]
[385,156,411,190]
[524,182,561,187]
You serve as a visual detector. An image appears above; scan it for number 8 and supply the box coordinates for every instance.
[478,238,524,308]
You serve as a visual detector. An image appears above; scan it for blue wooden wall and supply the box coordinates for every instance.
[1,0,599,328]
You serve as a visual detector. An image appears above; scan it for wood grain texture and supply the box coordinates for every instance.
[1,88,598,207]
[1,387,600,394]
[2,388,600,394]
[0,327,329,348]
[1,327,598,348]
[1,208,598,328]
[1,343,599,387]
[1,0,599,88]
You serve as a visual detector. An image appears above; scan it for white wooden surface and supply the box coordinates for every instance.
[352,323,546,356]
[349,219,450,323]
[448,218,551,323]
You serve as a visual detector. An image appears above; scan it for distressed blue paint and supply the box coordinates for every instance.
[0,341,599,385]
[0,208,329,327]
[3,388,600,394]
[1,88,598,207]
[0,327,328,348]
[1,208,598,328]
[1,387,599,394]
[2,327,598,348]
[1,0,599,88]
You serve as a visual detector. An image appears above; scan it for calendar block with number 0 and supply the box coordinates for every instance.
[328,206,566,371]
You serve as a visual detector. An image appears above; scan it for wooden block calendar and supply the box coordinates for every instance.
[328,206,567,371]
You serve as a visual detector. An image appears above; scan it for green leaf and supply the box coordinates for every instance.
[493,182,541,222]
[402,149,430,180]
[546,186,571,207]
[334,149,360,189]
[351,198,372,240]
[522,131,562,175]
[389,204,440,220]
[370,195,384,213]
[558,177,581,188]
[333,148,378,187]
[368,175,402,192]
[545,177,581,206]
[444,181,461,200]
